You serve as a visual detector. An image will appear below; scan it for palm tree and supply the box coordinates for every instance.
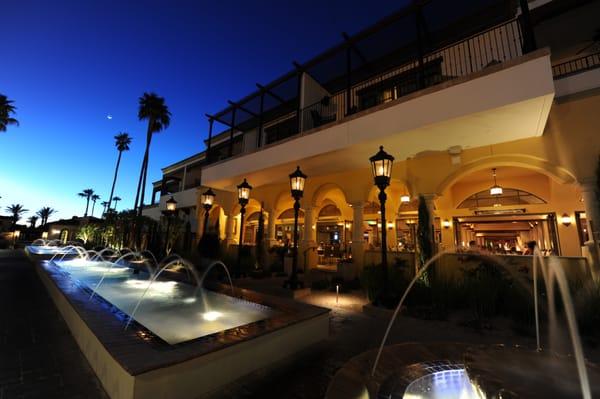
[101,201,110,216]
[28,216,38,229]
[90,194,100,217]
[134,93,171,216]
[108,132,132,211]
[6,204,28,227]
[0,94,19,133]
[78,189,95,217]
[112,196,122,211]
[37,207,56,226]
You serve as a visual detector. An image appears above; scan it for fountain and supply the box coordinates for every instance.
[328,249,599,399]
[33,243,329,399]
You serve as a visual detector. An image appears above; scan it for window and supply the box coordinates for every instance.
[458,188,546,209]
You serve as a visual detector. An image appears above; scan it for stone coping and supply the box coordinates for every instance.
[325,342,470,399]
[36,260,329,377]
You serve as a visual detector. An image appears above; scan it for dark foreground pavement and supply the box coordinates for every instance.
[0,250,107,399]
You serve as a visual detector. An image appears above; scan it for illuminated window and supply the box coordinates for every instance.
[458,188,546,209]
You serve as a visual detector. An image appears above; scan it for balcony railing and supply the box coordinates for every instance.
[552,52,600,80]
[204,3,530,165]
[300,18,523,133]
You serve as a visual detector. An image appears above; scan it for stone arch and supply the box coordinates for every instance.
[435,155,577,196]
[311,183,348,207]
[230,198,262,216]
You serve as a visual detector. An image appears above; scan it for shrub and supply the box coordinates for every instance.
[196,232,222,260]
[462,261,509,321]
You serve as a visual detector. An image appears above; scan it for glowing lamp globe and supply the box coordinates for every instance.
[201,188,216,209]
[370,146,394,189]
[237,179,252,206]
[166,196,178,212]
[289,166,307,199]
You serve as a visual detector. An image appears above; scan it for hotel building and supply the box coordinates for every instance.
[143,0,600,274]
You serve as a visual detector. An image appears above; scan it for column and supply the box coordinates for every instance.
[266,209,278,247]
[581,182,600,242]
[580,181,600,272]
[225,214,235,246]
[301,207,316,270]
[351,202,366,270]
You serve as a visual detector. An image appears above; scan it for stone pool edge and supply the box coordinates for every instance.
[35,260,330,399]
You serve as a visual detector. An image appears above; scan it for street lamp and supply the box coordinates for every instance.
[370,146,394,298]
[285,166,307,290]
[201,188,216,236]
[237,179,252,275]
[162,196,178,255]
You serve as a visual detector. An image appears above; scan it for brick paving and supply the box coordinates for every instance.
[0,251,107,399]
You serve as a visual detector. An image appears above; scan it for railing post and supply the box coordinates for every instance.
[257,91,264,148]
[415,5,426,90]
[518,0,537,54]
[228,107,236,158]
[345,45,352,115]
[206,117,213,164]
[296,70,302,133]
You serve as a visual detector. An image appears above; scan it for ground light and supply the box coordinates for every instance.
[369,146,394,298]
[284,166,307,290]
[202,311,222,321]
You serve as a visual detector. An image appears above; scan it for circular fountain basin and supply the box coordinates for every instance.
[464,344,600,398]
[326,343,600,399]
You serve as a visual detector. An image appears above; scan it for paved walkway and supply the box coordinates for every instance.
[0,251,107,399]
[2,254,598,399]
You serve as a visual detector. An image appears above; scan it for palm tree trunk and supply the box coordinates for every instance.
[134,121,153,212]
[84,197,90,217]
[91,201,96,217]
[108,151,123,210]
[137,131,153,218]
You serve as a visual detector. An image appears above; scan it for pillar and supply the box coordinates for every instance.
[301,207,317,270]
[351,202,366,270]
[580,181,600,273]
[266,208,278,247]
[225,214,235,246]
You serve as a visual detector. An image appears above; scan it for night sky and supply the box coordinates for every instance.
[1,0,403,222]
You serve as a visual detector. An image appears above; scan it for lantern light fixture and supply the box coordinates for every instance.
[489,168,503,196]
[166,196,178,212]
[561,213,572,227]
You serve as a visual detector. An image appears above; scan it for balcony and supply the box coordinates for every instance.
[201,15,555,189]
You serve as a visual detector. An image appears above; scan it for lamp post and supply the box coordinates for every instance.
[237,179,252,275]
[370,146,394,299]
[162,196,178,256]
[285,166,307,290]
[201,188,216,236]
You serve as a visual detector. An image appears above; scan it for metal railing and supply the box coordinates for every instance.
[552,52,600,80]
[299,18,523,133]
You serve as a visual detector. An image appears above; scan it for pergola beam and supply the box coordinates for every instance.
[227,100,259,117]
[256,83,287,104]
[342,32,369,66]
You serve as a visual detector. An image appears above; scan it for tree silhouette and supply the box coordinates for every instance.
[78,189,95,217]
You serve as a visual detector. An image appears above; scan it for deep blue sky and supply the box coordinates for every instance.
[2,0,402,223]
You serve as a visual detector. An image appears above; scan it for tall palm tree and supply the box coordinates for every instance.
[90,194,100,217]
[0,94,19,133]
[28,216,38,228]
[37,207,56,226]
[101,201,110,216]
[134,93,171,217]
[78,189,95,217]
[6,204,28,227]
[108,132,132,211]
[112,196,122,211]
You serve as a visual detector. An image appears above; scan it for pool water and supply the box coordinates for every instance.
[52,259,272,345]
[403,367,482,399]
